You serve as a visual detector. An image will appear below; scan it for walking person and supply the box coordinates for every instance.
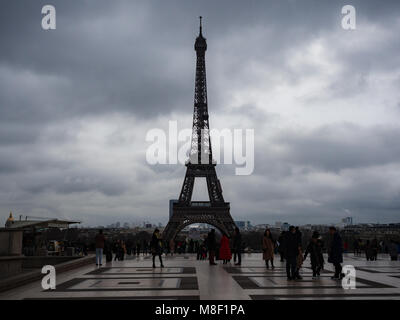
[105,240,113,263]
[169,238,175,256]
[219,234,232,264]
[389,240,398,261]
[353,239,359,257]
[328,226,344,280]
[136,242,141,256]
[284,226,300,280]
[233,227,242,266]
[294,227,303,279]
[207,229,217,265]
[365,240,372,261]
[304,231,324,279]
[263,228,275,269]
[278,231,286,262]
[371,239,378,261]
[95,229,105,267]
[113,240,120,261]
[119,240,126,261]
[151,229,164,268]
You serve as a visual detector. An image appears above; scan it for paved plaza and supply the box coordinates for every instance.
[1,253,399,300]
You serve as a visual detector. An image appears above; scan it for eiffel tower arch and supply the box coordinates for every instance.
[163,17,237,242]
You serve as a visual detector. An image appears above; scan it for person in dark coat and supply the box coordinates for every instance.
[328,226,344,280]
[233,227,242,265]
[304,231,324,279]
[371,238,378,261]
[278,231,286,262]
[294,227,303,279]
[263,228,275,269]
[284,226,301,280]
[150,229,164,268]
[389,240,398,261]
[207,229,217,265]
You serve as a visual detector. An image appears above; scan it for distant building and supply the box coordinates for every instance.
[281,222,290,231]
[169,199,179,219]
[275,221,282,228]
[342,217,353,226]
[235,221,252,231]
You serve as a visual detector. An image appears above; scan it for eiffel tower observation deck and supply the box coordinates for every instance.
[162,17,237,242]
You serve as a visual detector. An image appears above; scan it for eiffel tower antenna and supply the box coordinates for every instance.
[163,19,236,242]
[199,16,202,34]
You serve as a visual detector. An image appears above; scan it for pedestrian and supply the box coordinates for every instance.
[278,231,286,262]
[113,240,120,261]
[219,234,232,264]
[343,241,348,254]
[95,229,105,267]
[294,227,303,279]
[119,240,126,261]
[328,226,344,280]
[151,229,164,268]
[169,238,175,256]
[233,227,242,266]
[263,228,275,269]
[353,239,359,256]
[304,231,324,279]
[371,239,378,261]
[136,242,141,256]
[284,226,300,280]
[365,240,372,261]
[105,240,112,263]
[389,240,398,261]
[206,229,217,265]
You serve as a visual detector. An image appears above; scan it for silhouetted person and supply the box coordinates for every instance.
[389,240,398,261]
[295,227,303,280]
[263,228,275,269]
[207,229,217,265]
[151,229,164,268]
[328,226,344,280]
[365,240,372,261]
[219,234,232,264]
[304,231,324,279]
[136,242,141,256]
[233,227,242,265]
[353,239,359,256]
[169,238,175,256]
[278,231,286,262]
[371,238,378,260]
[284,226,300,280]
[95,230,105,266]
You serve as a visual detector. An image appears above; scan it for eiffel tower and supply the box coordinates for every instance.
[163,17,236,242]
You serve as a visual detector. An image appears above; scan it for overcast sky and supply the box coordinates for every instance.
[1,0,400,227]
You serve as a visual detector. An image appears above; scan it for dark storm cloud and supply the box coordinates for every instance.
[273,124,400,172]
[1,0,400,226]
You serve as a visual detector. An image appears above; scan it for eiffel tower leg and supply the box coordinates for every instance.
[206,168,224,203]
[178,174,194,205]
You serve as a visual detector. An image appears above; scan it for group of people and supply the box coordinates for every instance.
[264,226,344,281]
[353,238,399,261]
[188,227,242,266]
[95,227,398,276]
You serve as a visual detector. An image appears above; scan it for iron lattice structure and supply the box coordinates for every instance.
[163,17,236,242]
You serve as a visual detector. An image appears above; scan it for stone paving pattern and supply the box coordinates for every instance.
[0,253,399,300]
